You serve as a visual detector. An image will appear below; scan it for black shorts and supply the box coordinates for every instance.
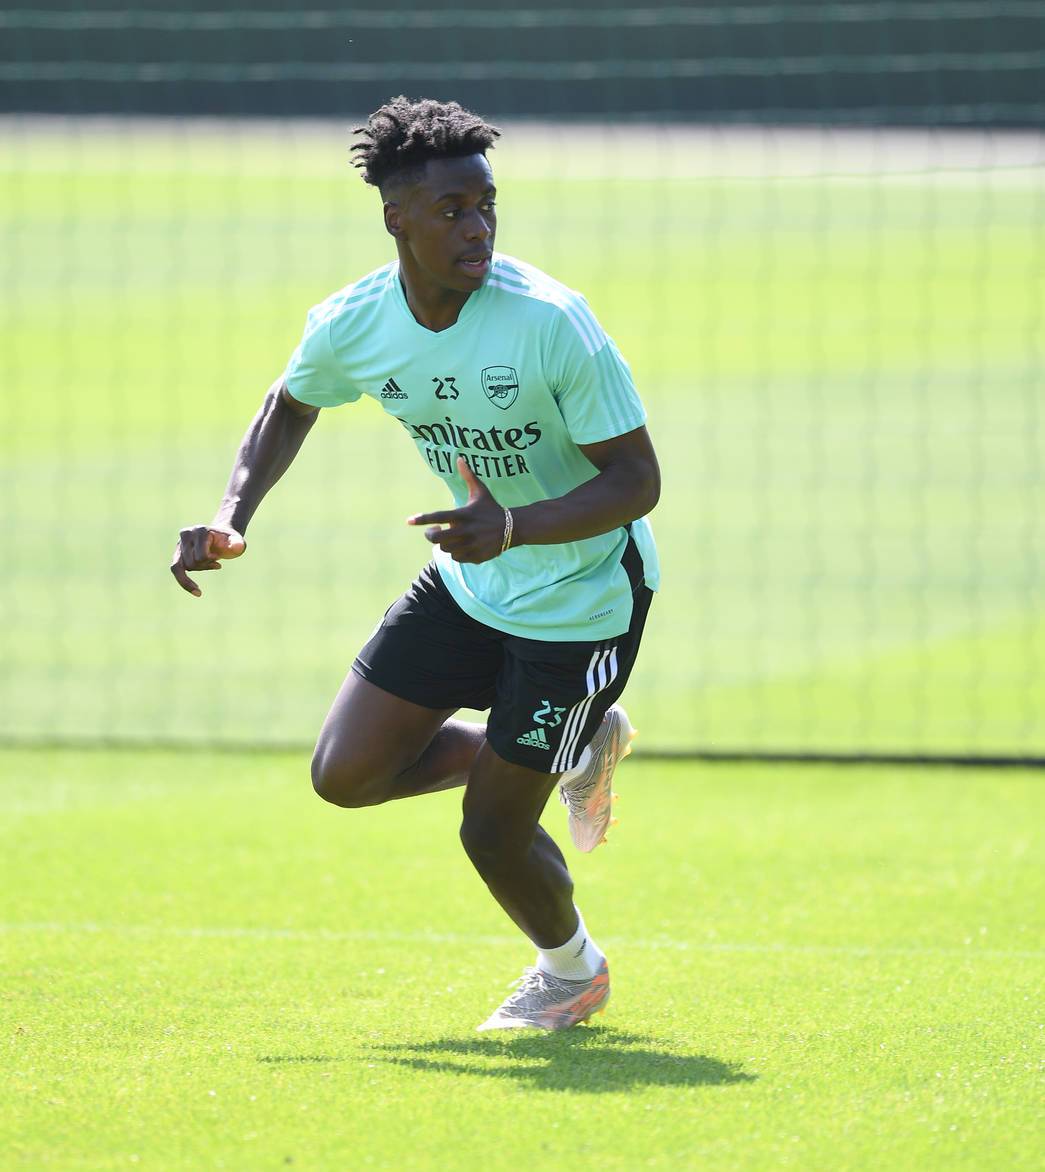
[352,557,653,774]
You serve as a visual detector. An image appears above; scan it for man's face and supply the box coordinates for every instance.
[385,154,497,293]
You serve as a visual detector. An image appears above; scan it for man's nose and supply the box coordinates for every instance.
[464,209,492,239]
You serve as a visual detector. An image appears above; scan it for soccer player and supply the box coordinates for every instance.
[170,97,660,1031]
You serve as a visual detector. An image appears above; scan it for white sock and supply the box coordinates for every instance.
[536,907,605,981]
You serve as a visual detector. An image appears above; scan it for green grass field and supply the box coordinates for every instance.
[2,748,1042,1169]
[1,120,1043,1167]
[2,120,1044,755]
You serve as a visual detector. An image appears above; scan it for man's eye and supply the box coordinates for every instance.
[481,201,496,212]
[443,209,459,220]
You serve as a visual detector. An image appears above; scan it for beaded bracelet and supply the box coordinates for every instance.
[500,508,514,554]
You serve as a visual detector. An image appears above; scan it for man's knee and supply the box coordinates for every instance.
[310,742,388,808]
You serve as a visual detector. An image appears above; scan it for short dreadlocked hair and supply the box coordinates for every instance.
[351,96,500,192]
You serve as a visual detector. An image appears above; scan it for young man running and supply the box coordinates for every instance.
[171,97,661,1031]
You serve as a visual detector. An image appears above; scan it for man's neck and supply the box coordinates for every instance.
[398,264,471,333]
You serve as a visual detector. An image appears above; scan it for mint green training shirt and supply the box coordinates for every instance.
[283,253,659,642]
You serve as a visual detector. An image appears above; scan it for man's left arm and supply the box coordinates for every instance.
[408,426,660,563]
[514,425,660,545]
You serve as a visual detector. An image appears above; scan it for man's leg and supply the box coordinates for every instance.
[311,563,503,809]
[311,672,485,808]
[461,742,611,1031]
[459,741,576,947]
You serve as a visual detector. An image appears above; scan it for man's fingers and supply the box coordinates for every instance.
[421,524,471,550]
[179,527,203,564]
[430,532,473,555]
[206,530,246,560]
[408,510,458,527]
[172,525,243,597]
[456,455,488,501]
[170,554,202,597]
[408,460,489,526]
[414,524,489,562]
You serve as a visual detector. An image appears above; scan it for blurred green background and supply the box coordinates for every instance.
[3,120,1043,755]
[3,11,1044,1169]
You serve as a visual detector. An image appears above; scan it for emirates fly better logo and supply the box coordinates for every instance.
[481,366,519,410]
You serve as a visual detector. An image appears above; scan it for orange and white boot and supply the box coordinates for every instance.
[558,704,635,852]
[477,960,610,1031]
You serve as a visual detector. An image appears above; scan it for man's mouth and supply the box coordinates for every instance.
[458,253,492,276]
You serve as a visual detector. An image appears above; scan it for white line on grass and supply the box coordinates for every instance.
[1,921,1040,960]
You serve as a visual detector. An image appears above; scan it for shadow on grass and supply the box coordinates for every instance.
[371,1028,756,1093]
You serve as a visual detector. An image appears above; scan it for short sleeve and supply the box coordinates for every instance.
[283,307,362,409]
[548,301,647,445]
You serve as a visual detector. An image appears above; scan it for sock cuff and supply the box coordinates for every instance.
[536,906,605,981]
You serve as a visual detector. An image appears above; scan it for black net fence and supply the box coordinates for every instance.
[2,2,1043,760]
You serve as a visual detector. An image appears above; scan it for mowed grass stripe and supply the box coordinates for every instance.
[2,749,1042,1169]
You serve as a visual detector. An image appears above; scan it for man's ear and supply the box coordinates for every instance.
[383,201,404,239]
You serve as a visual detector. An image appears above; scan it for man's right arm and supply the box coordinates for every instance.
[170,379,319,597]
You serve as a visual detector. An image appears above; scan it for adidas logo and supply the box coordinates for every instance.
[516,727,551,750]
[380,378,408,400]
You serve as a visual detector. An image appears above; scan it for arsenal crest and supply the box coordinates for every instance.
[481,366,519,410]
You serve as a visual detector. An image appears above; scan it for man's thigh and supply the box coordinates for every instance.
[313,563,503,790]
[486,586,653,775]
[313,670,458,784]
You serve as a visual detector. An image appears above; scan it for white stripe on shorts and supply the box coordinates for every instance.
[552,645,620,773]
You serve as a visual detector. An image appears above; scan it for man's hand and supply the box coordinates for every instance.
[407,457,507,564]
[170,526,246,597]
